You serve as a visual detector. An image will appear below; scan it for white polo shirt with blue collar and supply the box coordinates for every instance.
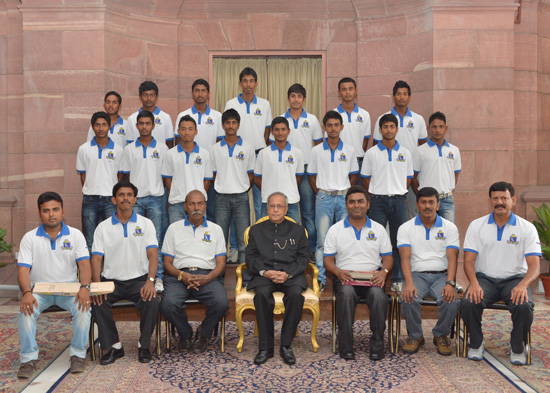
[268,109,323,164]
[76,137,123,196]
[373,107,427,155]
[413,139,461,194]
[18,222,89,285]
[92,211,158,281]
[174,105,224,150]
[397,215,460,272]
[224,94,273,151]
[254,142,304,204]
[127,107,174,144]
[211,136,255,194]
[361,141,413,195]
[162,142,213,204]
[162,216,226,270]
[121,137,168,197]
[324,216,392,271]
[334,103,371,159]
[307,139,358,191]
[87,116,132,148]
[463,212,542,279]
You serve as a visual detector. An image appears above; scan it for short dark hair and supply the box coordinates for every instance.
[489,181,515,198]
[429,111,447,126]
[37,191,63,210]
[139,81,159,95]
[287,83,306,98]
[345,185,370,203]
[393,80,411,96]
[91,111,111,127]
[192,78,210,92]
[222,108,240,124]
[137,110,155,124]
[239,67,257,82]
[338,77,356,90]
[178,114,197,129]
[113,181,138,198]
[322,110,343,126]
[104,91,122,105]
[379,113,398,128]
[416,187,439,202]
[271,116,289,129]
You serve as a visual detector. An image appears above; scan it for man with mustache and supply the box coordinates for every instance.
[398,187,460,356]
[160,190,229,354]
[461,181,541,365]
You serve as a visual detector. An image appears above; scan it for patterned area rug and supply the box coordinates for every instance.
[0,312,72,393]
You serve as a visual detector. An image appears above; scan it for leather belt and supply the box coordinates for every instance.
[438,192,452,199]
[419,270,447,274]
[319,189,347,196]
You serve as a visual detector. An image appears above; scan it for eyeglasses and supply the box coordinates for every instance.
[267,204,286,210]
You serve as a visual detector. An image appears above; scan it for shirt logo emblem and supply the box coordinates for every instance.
[396,153,406,162]
[155,117,162,126]
[356,115,364,123]
[61,239,73,250]
[447,152,454,160]
[507,234,519,245]
[339,153,347,162]
[202,232,212,243]
[134,226,143,236]
[151,150,160,160]
[302,120,310,128]
[367,231,377,241]
[205,117,214,126]
[285,155,295,165]
[236,151,245,161]
[194,156,203,165]
[254,108,262,117]
[407,121,414,129]
[106,151,115,160]
[117,127,125,136]
[435,230,446,240]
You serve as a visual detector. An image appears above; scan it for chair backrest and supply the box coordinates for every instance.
[244,216,306,246]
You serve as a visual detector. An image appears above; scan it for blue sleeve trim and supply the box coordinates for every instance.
[121,171,130,174]
[525,252,542,257]
[161,175,173,179]
[247,170,254,173]
[349,170,359,175]
[414,170,420,174]
[161,252,175,258]
[380,252,393,256]
[254,173,262,177]
[18,262,32,268]
[397,244,411,249]
[463,248,478,255]
[313,138,323,142]
[212,170,217,174]
[360,174,372,179]
[373,138,381,142]
[296,172,305,176]
[446,245,460,250]
[454,169,461,173]
[77,170,86,174]
[418,137,428,141]
[323,252,337,257]
[407,175,414,179]
[215,252,227,258]
[307,171,318,176]
[91,252,104,256]
[146,245,158,250]
[204,177,213,181]
[166,137,175,141]
[75,256,89,262]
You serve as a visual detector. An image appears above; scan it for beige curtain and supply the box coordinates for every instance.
[212,57,322,120]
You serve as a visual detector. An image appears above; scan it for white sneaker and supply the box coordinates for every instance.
[467,341,485,361]
[154,278,164,293]
[228,248,238,263]
[510,350,527,366]
[391,282,403,294]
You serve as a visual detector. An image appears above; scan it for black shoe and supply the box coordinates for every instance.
[280,346,296,365]
[369,349,385,361]
[138,348,152,363]
[253,348,274,365]
[178,337,193,353]
[100,347,125,365]
[339,350,355,360]
[192,326,208,354]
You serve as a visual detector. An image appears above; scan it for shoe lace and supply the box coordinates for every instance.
[440,336,451,346]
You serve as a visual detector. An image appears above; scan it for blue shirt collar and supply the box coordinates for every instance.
[376,141,400,152]
[220,136,243,147]
[91,137,115,149]
[414,214,443,227]
[36,222,70,238]
[113,116,123,127]
[427,138,449,148]
[337,103,358,114]
[135,137,157,148]
[111,210,137,225]
[237,94,257,105]
[488,212,517,226]
[343,215,372,228]
[322,139,344,151]
[184,215,208,228]
[284,108,307,119]
[177,141,200,153]
[191,105,211,115]
[391,107,412,118]
[270,142,291,152]
[139,106,161,115]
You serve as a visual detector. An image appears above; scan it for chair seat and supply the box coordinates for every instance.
[236,287,319,313]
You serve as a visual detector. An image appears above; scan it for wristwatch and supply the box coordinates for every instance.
[178,271,184,281]
[382,268,389,274]
[446,280,456,288]
[80,284,91,291]
[148,277,155,283]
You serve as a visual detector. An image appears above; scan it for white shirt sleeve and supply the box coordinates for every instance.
[264,103,273,128]
[323,225,338,256]
[524,222,543,257]
[397,222,411,248]
[413,148,421,173]
[378,227,393,255]
[145,218,159,249]
[463,221,480,254]
[17,232,34,268]
[372,115,382,141]
[91,223,105,256]
[121,145,131,174]
[215,225,227,256]
[162,150,174,178]
[349,148,359,174]
[364,112,371,139]
[164,114,174,142]
[311,117,323,142]
[360,149,372,178]
[161,224,175,257]
[76,145,87,174]
[446,222,460,250]
[174,112,183,138]
[418,116,428,141]
[203,150,213,180]
[307,147,318,175]
[454,147,462,173]
[86,126,94,142]
[74,229,90,261]
[406,149,413,178]
[246,145,256,172]
[254,149,264,176]
[296,148,305,176]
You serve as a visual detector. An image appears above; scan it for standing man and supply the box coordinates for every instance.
[412,112,461,222]
[162,115,213,224]
[271,83,323,257]
[17,192,91,378]
[361,114,413,294]
[160,190,229,354]
[225,67,273,221]
[324,186,393,360]
[211,109,255,264]
[86,91,132,148]
[308,110,358,292]
[373,80,428,218]
[121,110,168,293]
[77,111,124,252]
[91,181,160,365]
[254,117,304,223]
[460,182,541,365]
[398,187,460,356]
[334,77,371,171]
[246,192,310,365]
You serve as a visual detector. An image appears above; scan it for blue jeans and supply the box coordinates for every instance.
[169,202,187,224]
[400,272,458,340]
[299,167,316,253]
[134,195,164,278]
[161,187,169,239]
[215,192,250,263]
[19,294,91,363]
[81,195,116,253]
[315,191,347,285]
[207,185,216,222]
[252,184,262,223]
[437,195,455,223]
[368,194,408,283]
[260,202,300,224]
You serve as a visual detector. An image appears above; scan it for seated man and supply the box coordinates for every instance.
[91,181,160,365]
[160,190,229,354]
[246,192,310,365]
[398,187,460,356]
[324,186,393,360]
[17,192,91,378]
[461,181,541,365]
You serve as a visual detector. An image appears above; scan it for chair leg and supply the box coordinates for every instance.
[166,320,170,351]
[310,306,320,353]
[332,294,337,354]
[89,319,96,361]
[156,312,161,356]
[527,330,531,365]
[462,323,468,358]
[253,318,259,337]
[393,296,401,354]
[236,307,245,353]
[455,310,461,358]
[221,317,225,353]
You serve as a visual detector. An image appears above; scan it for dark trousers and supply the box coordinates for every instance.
[460,273,534,354]
[160,272,229,339]
[253,283,305,350]
[333,276,390,353]
[91,275,160,350]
